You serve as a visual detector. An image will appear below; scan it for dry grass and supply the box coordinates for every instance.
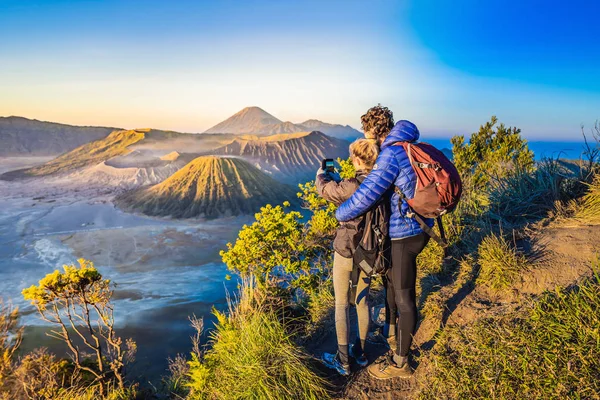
[476,233,529,291]
[576,174,600,222]
[488,158,568,224]
[417,239,446,276]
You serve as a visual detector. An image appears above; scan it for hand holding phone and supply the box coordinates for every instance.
[321,158,335,173]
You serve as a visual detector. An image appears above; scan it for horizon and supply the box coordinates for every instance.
[1,110,597,143]
[1,0,599,139]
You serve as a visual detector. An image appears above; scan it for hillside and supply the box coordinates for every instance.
[0,129,146,180]
[209,130,349,183]
[0,116,118,156]
[115,156,297,218]
[203,106,361,139]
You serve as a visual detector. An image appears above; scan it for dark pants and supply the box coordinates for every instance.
[383,270,397,334]
[390,233,429,357]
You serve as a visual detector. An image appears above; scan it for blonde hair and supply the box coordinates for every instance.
[349,138,379,171]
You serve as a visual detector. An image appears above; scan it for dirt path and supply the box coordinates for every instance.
[316,220,600,399]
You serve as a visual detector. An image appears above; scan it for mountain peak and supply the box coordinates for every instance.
[204,107,282,134]
[237,106,271,114]
[203,107,361,139]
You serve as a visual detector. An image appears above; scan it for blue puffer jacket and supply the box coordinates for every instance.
[335,120,434,239]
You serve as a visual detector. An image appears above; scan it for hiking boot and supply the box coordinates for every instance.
[321,352,350,376]
[368,354,412,380]
[349,343,368,367]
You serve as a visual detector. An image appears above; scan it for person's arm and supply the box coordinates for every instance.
[315,171,359,206]
[335,148,399,222]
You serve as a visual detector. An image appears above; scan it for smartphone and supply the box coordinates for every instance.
[321,158,335,173]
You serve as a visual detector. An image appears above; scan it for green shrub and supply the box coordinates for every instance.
[476,233,529,291]
[419,266,600,399]
[451,116,534,192]
[186,280,330,400]
[220,203,331,294]
[22,259,136,394]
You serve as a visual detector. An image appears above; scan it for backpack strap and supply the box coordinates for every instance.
[413,213,447,249]
[394,186,448,248]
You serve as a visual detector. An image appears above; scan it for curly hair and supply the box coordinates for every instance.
[361,105,394,141]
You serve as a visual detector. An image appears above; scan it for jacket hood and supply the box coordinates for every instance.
[381,120,420,149]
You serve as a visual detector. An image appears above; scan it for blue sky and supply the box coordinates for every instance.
[0,0,598,139]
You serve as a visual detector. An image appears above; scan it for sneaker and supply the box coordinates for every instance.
[349,343,368,367]
[321,352,350,376]
[367,354,413,380]
[366,329,388,346]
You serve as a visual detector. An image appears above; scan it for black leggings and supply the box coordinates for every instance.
[383,271,397,331]
[390,233,429,357]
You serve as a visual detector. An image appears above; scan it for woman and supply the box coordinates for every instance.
[335,106,433,379]
[316,138,380,375]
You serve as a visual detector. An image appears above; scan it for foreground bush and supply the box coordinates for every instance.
[420,267,600,399]
[186,280,330,400]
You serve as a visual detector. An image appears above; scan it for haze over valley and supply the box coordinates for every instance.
[0,106,352,378]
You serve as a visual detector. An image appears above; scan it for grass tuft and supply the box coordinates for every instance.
[417,239,446,276]
[576,174,600,222]
[185,279,330,400]
[476,233,529,291]
[488,159,568,224]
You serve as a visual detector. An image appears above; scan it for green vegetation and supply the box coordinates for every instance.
[185,280,330,400]
[476,233,529,291]
[451,116,534,191]
[14,129,146,177]
[420,265,600,400]
[0,301,22,396]
[412,117,599,398]
[220,202,327,291]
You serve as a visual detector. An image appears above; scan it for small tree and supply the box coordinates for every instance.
[220,202,329,294]
[22,259,135,395]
